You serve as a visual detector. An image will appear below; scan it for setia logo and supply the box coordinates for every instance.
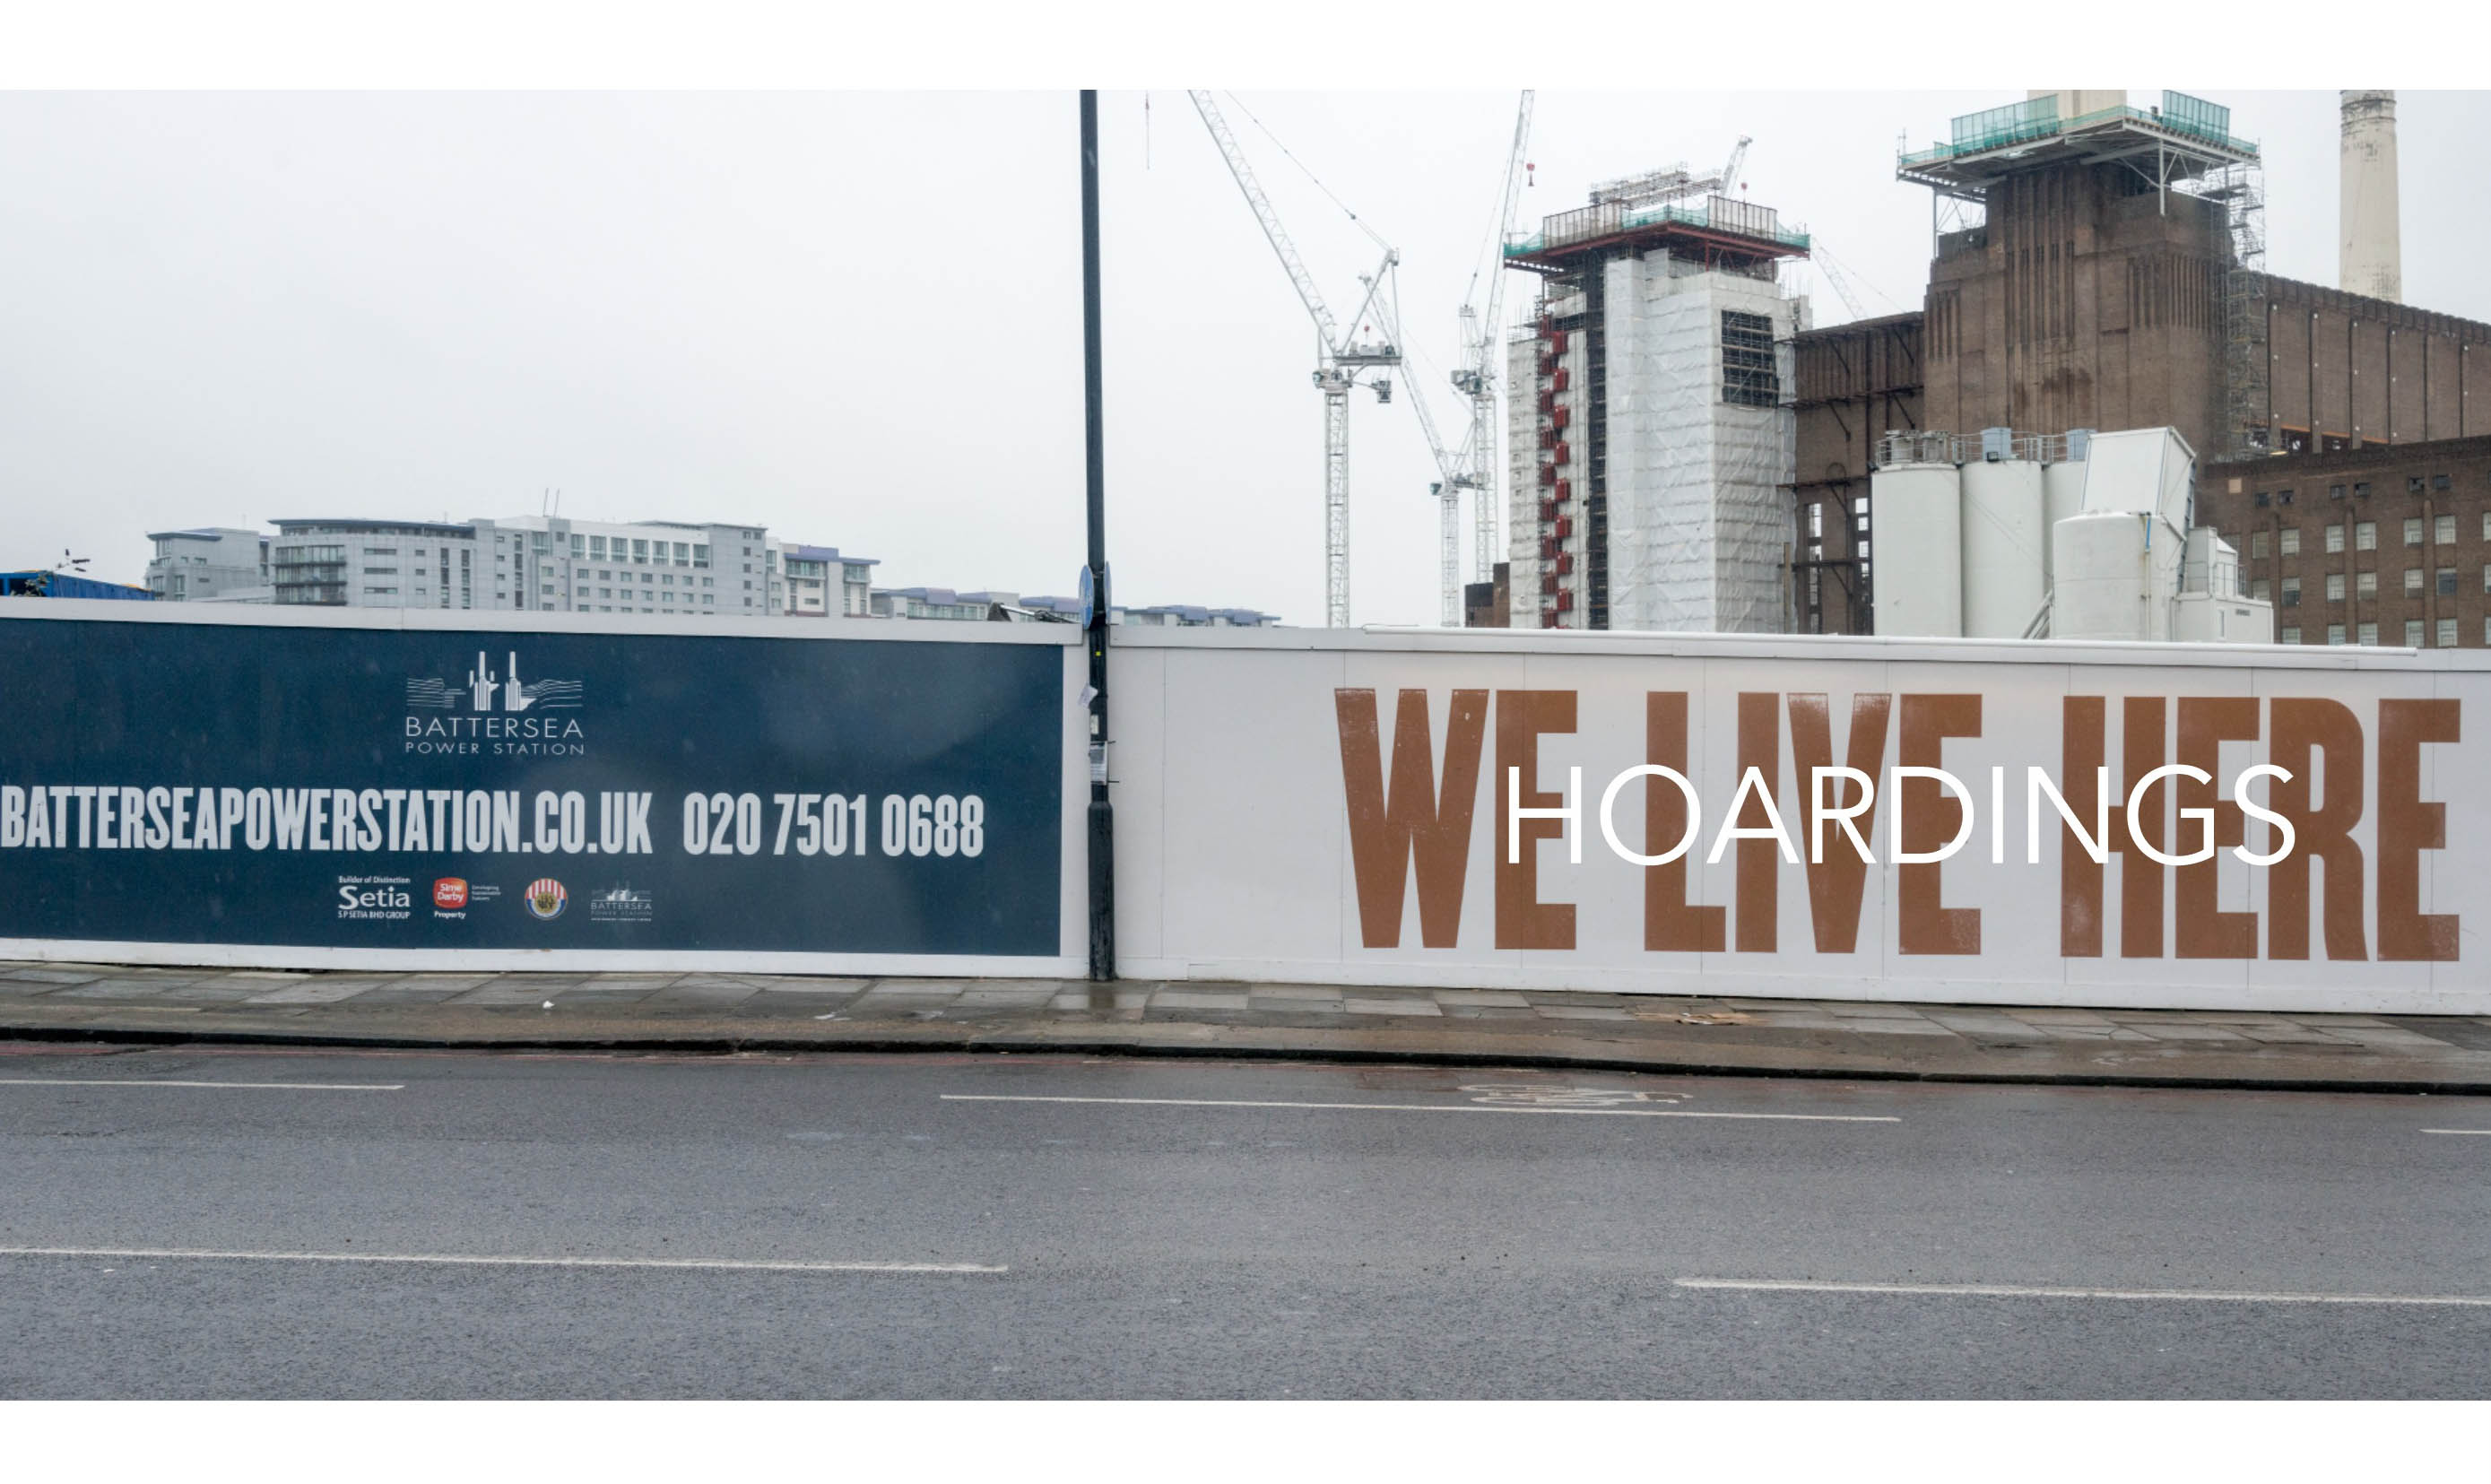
[525,878,569,921]
[404,649,586,759]
[337,874,415,922]
[587,882,655,924]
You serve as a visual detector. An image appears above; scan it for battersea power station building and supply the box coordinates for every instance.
[1767,90,2489,647]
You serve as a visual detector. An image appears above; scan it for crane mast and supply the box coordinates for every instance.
[1191,90,1399,629]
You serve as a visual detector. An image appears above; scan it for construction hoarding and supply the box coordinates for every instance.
[0,603,1087,974]
[1108,627,2485,1014]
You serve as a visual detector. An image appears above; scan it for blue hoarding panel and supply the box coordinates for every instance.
[0,616,1063,958]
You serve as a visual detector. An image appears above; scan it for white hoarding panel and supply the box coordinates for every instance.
[1110,628,2488,1015]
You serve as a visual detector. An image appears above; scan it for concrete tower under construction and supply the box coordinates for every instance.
[1503,179,1810,630]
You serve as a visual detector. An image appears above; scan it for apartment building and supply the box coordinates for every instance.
[143,527,270,603]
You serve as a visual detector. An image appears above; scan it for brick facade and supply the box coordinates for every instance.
[1791,313,1923,634]
[2201,434,2491,649]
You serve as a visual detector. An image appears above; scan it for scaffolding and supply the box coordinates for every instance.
[2195,159,2271,457]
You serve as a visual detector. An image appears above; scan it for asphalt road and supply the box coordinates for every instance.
[2,1040,2487,1398]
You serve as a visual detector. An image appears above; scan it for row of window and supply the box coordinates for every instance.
[2250,511,2489,560]
[2281,619,2484,647]
[2250,472,2465,509]
[2263,566,2489,604]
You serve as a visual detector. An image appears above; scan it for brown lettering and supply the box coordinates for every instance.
[2059,697,2105,957]
[1897,693,1981,955]
[1644,691,1724,953]
[1735,692,1781,953]
[1495,690,1577,951]
[2115,697,2166,958]
[1333,689,1489,949]
[2378,699,2460,962]
[2175,697,2259,959]
[1788,691,1891,953]
[2268,698,2367,960]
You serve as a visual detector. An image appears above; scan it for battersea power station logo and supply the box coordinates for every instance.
[1332,688,2462,964]
[404,650,586,758]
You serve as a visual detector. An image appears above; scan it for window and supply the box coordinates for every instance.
[2432,473,2451,492]
[2437,618,2458,648]
[2438,569,2458,596]
[641,573,653,584]
[2483,510,2491,541]
[2483,563,2491,593]
[2278,489,2295,506]
[590,536,607,560]
[570,534,585,557]
[2280,577,2301,607]
[2251,578,2270,602]
[2405,516,2425,545]
[2355,521,2376,551]
[694,544,709,564]
[2353,482,2371,499]
[2329,484,2347,500]
[2251,531,2270,560]
[2327,624,2346,646]
[1721,310,1779,406]
[674,542,690,562]
[2405,568,2424,596]
[2280,625,2301,645]
[2357,570,2377,598]
[2253,491,2270,509]
[2409,476,2426,494]
[2405,620,2425,647]
[364,586,396,595]
[2325,572,2348,601]
[2281,528,2301,557]
[2357,621,2378,646]
[363,566,397,575]
[633,540,648,561]
[2485,615,2491,646]
[2324,525,2346,555]
[2436,514,2457,545]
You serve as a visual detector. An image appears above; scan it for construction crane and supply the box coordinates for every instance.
[1190,91,1402,629]
[1383,91,1535,626]
[1588,133,1750,211]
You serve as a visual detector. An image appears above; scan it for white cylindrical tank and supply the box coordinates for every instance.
[2053,513,2151,642]
[2043,459,2087,571]
[1961,458,2047,638]
[1871,464,1963,638]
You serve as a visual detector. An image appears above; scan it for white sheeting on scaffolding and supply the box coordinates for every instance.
[1610,259,1791,633]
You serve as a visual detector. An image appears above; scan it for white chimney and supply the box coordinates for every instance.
[2339,90,2401,303]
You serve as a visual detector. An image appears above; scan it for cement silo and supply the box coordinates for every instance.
[1960,456,2047,638]
[2052,513,2154,642]
[1870,460,1964,638]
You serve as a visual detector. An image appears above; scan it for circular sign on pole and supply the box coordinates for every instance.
[1077,564,1095,630]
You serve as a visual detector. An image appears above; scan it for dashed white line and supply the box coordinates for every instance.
[0,1079,404,1091]
[1675,1277,2491,1307]
[939,1094,1896,1123]
[0,1246,1003,1275]
[2421,1128,2491,1136]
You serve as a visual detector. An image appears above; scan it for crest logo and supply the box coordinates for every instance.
[525,878,569,920]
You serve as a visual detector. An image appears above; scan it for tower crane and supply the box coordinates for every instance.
[1384,91,1536,625]
[1190,91,1401,629]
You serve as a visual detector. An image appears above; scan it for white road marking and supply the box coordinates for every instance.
[1675,1277,2491,1306]
[0,1246,1003,1274]
[2421,1128,2491,1136]
[939,1094,1896,1123]
[0,1078,404,1091]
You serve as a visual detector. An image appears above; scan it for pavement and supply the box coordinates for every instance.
[4,959,2490,1093]
[4,1043,2488,1397]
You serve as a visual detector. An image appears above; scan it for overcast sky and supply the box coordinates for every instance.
[4,89,2486,619]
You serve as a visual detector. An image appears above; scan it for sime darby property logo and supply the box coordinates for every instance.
[433,878,469,910]
[404,650,586,758]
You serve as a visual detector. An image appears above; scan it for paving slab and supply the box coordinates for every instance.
[0,960,2487,1094]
